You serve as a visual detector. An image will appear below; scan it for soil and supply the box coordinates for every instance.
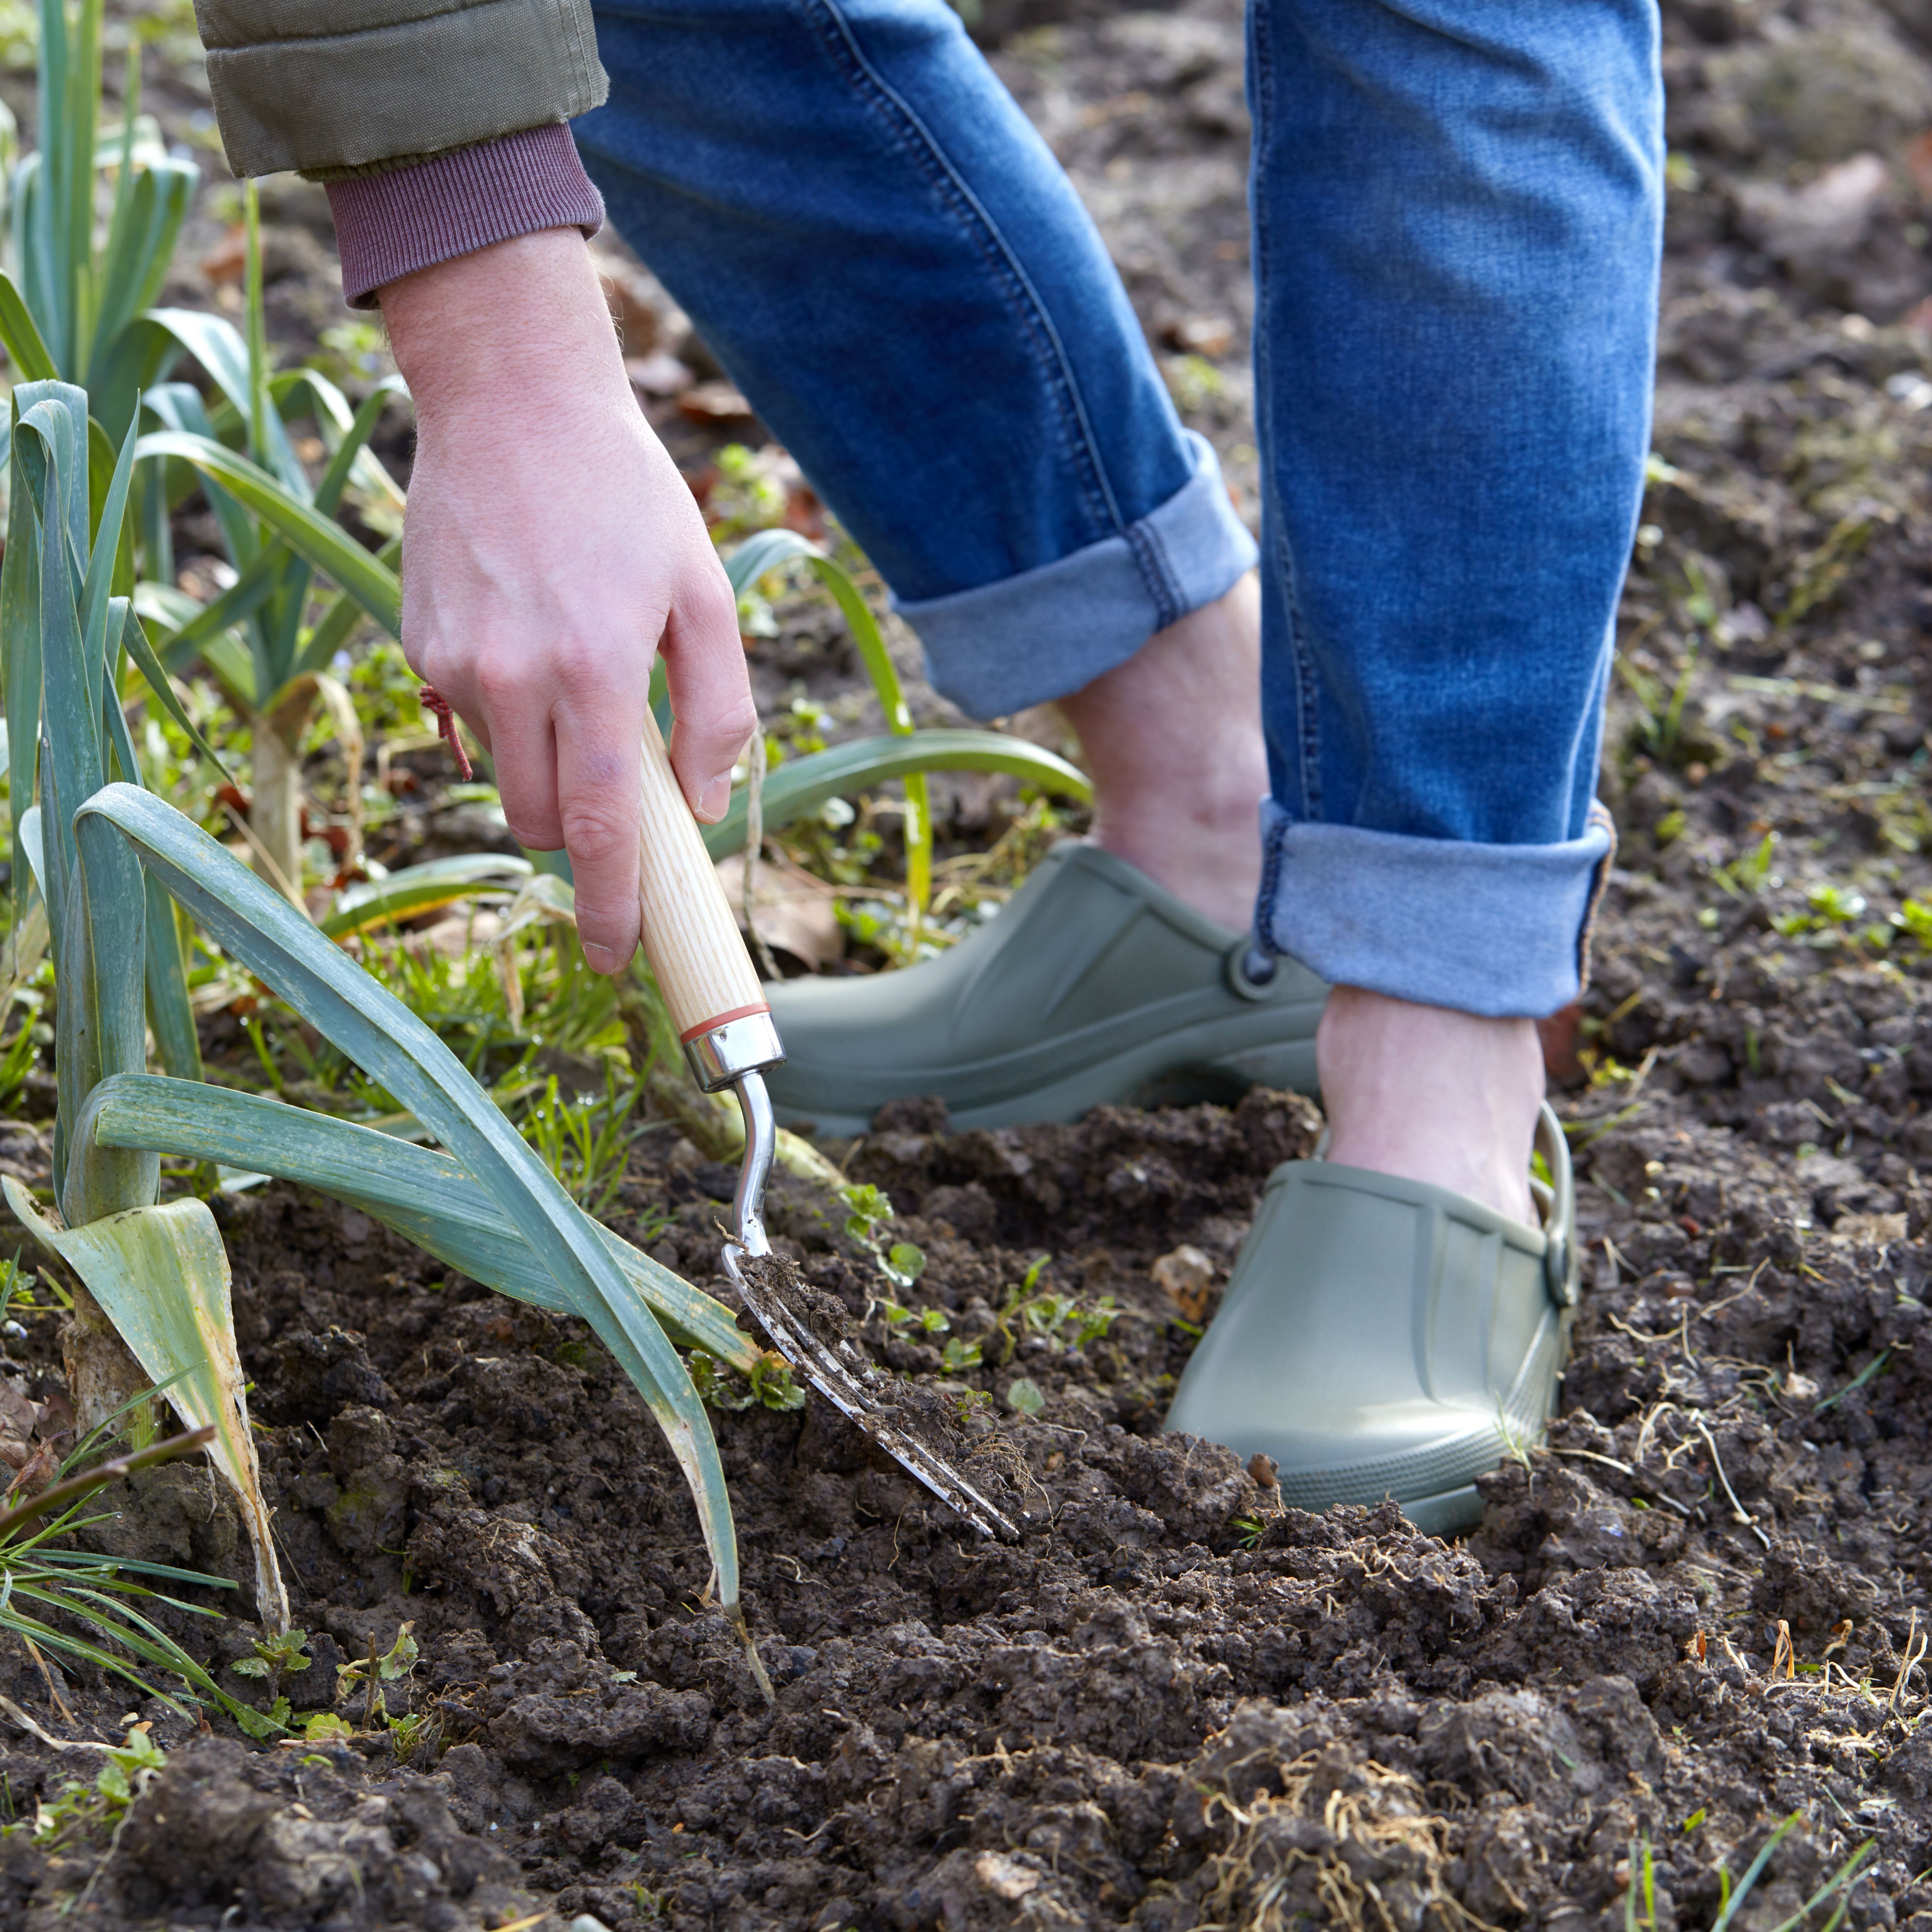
[4,0,1932,1927]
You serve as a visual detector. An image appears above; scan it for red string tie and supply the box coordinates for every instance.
[418,686,474,782]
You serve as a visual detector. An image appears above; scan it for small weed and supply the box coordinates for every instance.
[839,1182,925,1290]
[1164,354,1224,413]
[940,1335,983,1373]
[1005,1376,1045,1416]
[990,1257,1118,1364]
[1894,898,1932,949]
[689,1350,807,1413]
[1496,1401,1539,1473]
[1623,1835,1657,1932]
[881,1300,950,1336]
[1706,1811,1873,1932]
[950,1388,993,1425]
[336,1621,418,1723]
[0,1014,39,1113]
[230,1624,313,1731]
[1620,639,1701,766]
[1773,882,1868,939]
[386,1709,434,1764]
[1233,1515,1266,1550]
[28,1728,166,1847]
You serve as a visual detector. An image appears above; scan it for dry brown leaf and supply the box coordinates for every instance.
[626,353,695,398]
[679,381,756,424]
[4,1436,60,1505]
[713,853,845,971]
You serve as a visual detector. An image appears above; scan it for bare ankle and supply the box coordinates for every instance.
[1317,986,1544,1226]
[1058,573,1266,930]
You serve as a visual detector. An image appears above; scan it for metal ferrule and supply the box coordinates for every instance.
[683,1009,785,1093]
[729,1071,776,1259]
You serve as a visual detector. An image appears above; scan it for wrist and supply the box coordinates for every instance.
[382,228,627,422]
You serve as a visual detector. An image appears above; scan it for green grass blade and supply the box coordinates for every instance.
[0,269,57,382]
[701,727,1092,859]
[81,1073,760,1371]
[133,429,400,635]
[1711,1813,1803,1932]
[76,783,740,1609]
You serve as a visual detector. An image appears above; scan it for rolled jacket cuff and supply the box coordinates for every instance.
[1258,799,1617,1019]
[893,430,1258,719]
[327,124,604,309]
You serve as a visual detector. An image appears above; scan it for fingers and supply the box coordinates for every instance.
[554,684,649,974]
[427,653,561,849]
[660,561,758,823]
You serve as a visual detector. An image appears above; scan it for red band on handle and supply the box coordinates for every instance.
[677,1003,772,1045]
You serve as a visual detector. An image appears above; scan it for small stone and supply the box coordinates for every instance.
[974,1851,1041,1901]
[1152,1244,1216,1323]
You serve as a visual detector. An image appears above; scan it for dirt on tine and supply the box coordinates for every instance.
[5,0,1932,1926]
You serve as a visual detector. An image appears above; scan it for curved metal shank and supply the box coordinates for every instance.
[730,1071,776,1258]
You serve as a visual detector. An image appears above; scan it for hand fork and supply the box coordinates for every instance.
[632,711,1018,1542]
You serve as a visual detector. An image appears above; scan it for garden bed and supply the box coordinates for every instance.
[0,0,1930,1926]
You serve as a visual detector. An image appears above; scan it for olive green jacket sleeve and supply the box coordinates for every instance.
[191,0,608,179]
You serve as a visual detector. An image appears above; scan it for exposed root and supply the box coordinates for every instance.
[1197,1747,1501,1932]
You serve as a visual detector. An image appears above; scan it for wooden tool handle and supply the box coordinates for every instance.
[634,709,766,1044]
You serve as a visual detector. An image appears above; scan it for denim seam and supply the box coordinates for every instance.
[1248,3,1319,822]
[799,0,1127,546]
[1575,801,1619,995]
[1124,511,1184,631]
[1255,799,1288,955]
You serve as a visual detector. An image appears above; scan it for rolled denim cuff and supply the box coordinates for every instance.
[894,430,1257,719]
[1258,799,1617,1019]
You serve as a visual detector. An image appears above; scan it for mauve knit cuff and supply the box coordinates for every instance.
[325,122,604,309]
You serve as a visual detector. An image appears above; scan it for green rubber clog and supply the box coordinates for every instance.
[1165,1104,1581,1536]
[764,841,1327,1137]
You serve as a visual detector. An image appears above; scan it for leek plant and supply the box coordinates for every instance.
[131,187,406,902]
[0,0,407,901]
[716,530,1092,910]
[0,0,196,439]
[5,378,760,1648]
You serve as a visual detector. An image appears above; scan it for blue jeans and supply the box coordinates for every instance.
[575,0,1662,1019]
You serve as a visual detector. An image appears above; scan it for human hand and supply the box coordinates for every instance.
[380,228,755,973]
